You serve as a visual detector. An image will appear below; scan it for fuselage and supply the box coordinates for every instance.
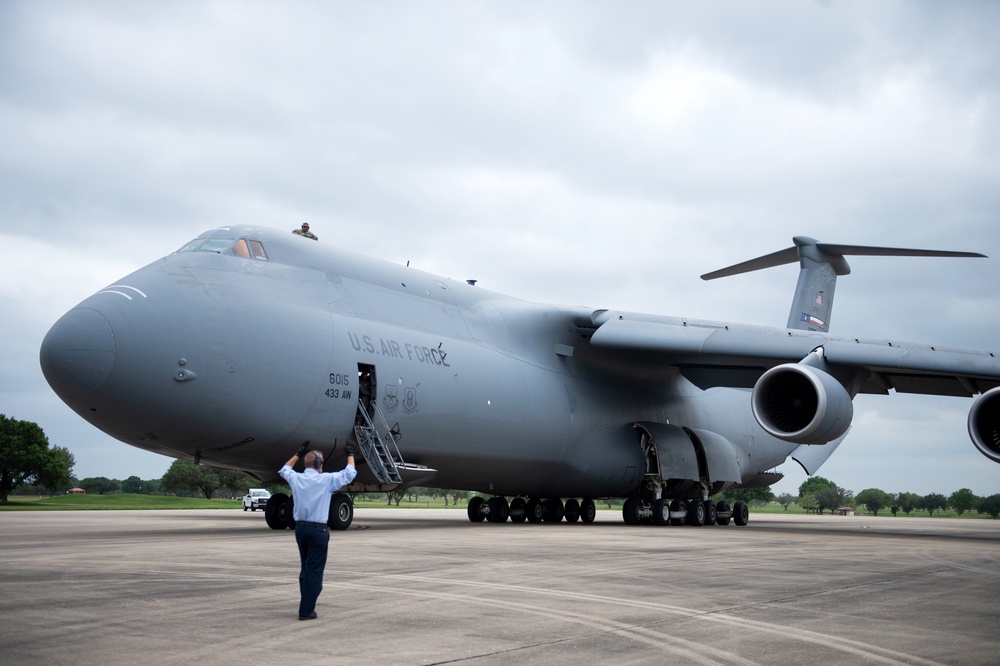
[40,225,795,496]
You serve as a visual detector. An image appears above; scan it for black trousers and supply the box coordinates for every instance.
[294,522,330,617]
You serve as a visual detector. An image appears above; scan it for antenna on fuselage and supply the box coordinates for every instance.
[700,236,985,332]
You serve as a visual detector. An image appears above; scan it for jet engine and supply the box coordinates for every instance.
[751,361,853,444]
[968,386,1000,464]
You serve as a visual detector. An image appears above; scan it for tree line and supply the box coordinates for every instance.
[3,415,998,516]
[0,415,476,503]
[1,414,74,503]
[0,414,265,502]
[718,476,1000,519]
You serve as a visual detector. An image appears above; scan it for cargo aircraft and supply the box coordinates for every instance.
[40,226,1000,530]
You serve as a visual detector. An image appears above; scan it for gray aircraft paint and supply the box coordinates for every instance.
[39,225,1000,513]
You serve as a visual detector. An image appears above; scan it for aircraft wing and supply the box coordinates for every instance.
[587,312,1000,397]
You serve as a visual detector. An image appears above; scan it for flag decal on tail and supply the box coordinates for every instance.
[800,313,826,329]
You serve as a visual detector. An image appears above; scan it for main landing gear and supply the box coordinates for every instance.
[467,496,598,524]
[264,492,355,531]
[625,498,750,527]
[465,496,749,527]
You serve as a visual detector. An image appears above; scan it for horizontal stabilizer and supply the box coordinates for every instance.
[700,246,800,281]
[701,237,985,281]
[700,236,986,331]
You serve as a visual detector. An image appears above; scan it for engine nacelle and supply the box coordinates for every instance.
[751,363,854,444]
[968,386,1000,464]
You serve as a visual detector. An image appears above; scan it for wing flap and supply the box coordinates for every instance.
[586,312,1000,397]
[823,340,1000,377]
[824,340,1000,396]
[883,374,974,397]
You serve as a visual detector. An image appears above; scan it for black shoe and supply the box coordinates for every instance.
[298,612,317,621]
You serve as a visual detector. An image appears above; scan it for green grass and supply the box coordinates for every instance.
[749,502,993,519]
[354,497,466,509]
[0,494,240,511]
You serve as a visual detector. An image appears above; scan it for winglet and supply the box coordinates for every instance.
[702,238,985,332]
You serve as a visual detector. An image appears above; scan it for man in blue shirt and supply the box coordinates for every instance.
[279,441,357,620]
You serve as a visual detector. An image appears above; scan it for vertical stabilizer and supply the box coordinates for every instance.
[785,236,847,332]
[700,237,984,332]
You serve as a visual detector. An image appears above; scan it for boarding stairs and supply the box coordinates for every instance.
[354,399,404,485]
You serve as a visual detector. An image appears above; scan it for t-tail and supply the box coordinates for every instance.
[701,236,985,332]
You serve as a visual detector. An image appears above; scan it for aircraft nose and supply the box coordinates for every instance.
[40,307,116,396]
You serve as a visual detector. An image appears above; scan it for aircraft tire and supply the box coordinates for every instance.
[669,499,685,526]
[526,498,544,523]
[716,501,732,525]
[509,497,527,523]
[543,498,564,523]
[487,496,510,523]
[652,498,670,526]
[580,499,596,523]
[622,497,642,525]
[467,496,487,523]
[686,499,706,526]
[564,498,581,523]
[243,505,248,512]
[704,500,718,526]
[734,500,750,526]
[328,493,353,531]
[265,493,293,530]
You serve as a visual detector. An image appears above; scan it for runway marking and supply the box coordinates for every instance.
[22,543,955,664]
[911,549,1000,577]
[22,558,755,664]
[340,579,759,666]
[358,572,947,666]
[10,512,996,665]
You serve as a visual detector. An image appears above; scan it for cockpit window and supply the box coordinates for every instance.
[249,240,268,260]
[177,237,268,260]
[177,238,236,254]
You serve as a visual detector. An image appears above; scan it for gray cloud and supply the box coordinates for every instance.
[2,1,997,496]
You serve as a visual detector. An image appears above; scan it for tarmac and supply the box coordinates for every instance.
[2,508,999,665]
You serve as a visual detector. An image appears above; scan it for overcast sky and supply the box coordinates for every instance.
[3,1,999,499]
